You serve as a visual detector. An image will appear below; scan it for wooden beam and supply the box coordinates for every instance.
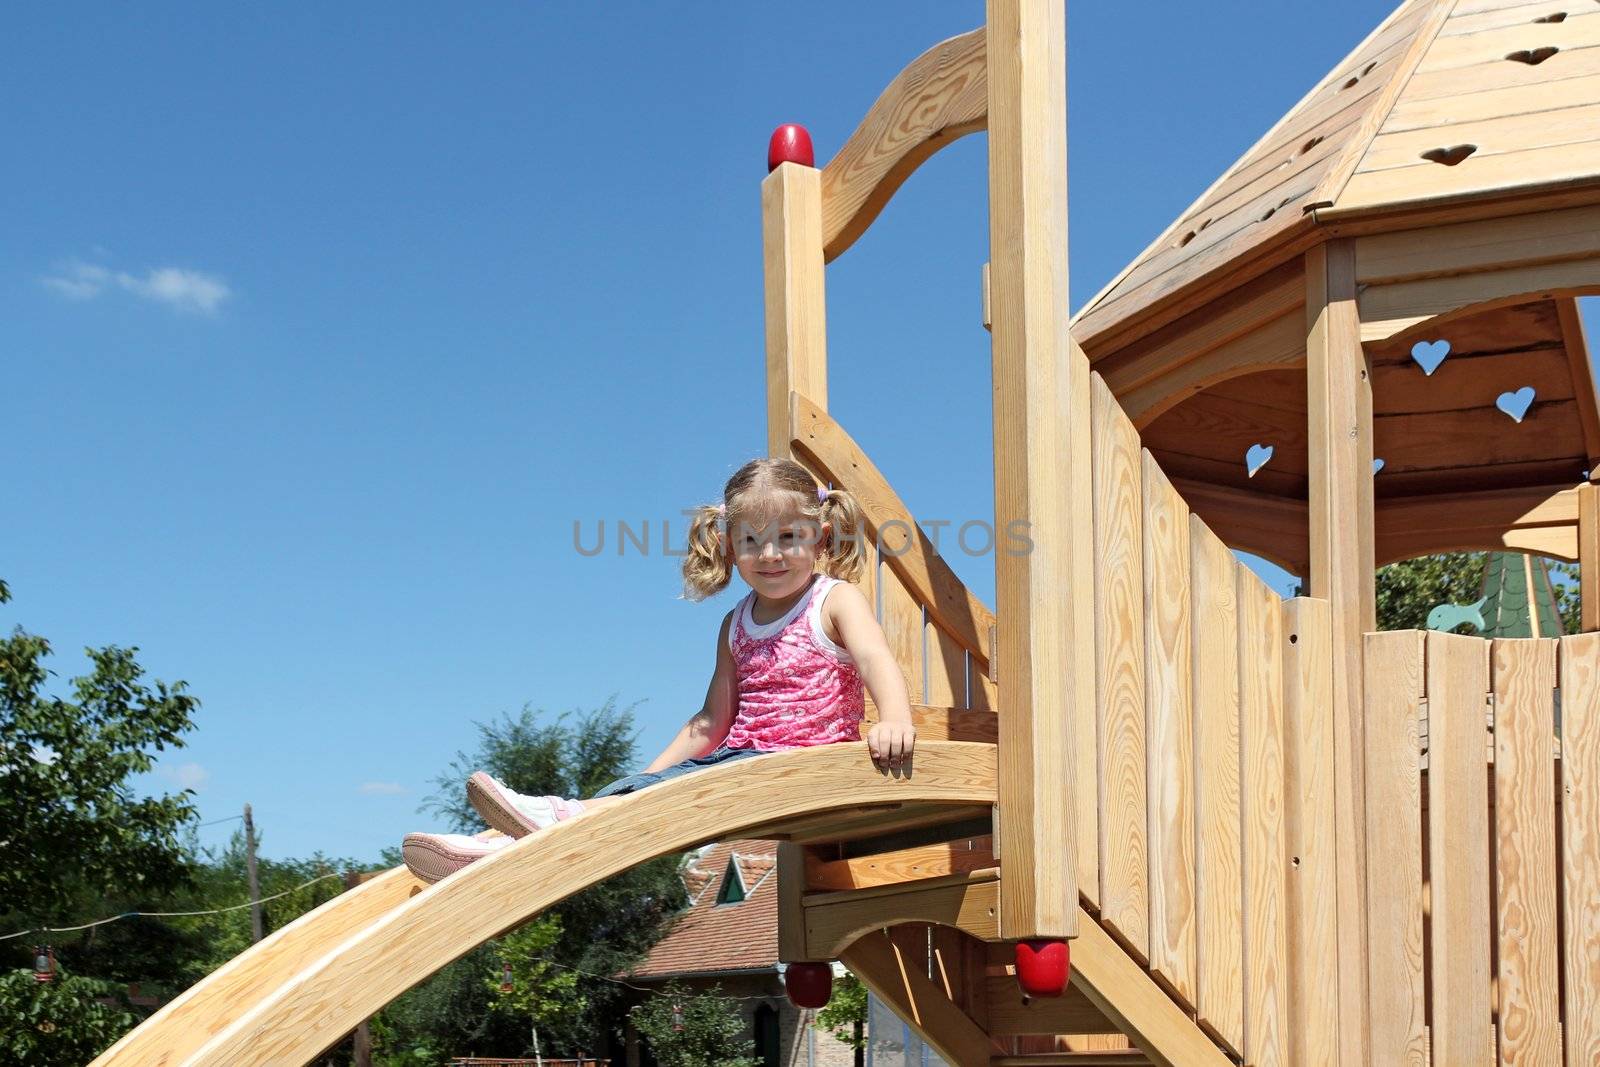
[1583,483,1600,632]
[1169,478,1309,577]
[819,28,988,262]
[985,976,1119,1036]
[1376,483,1582,565]
[838,930,996,1066]
[1354,203,1600,286]
[804,838,995,892]
[1121,311,1305,430]
[1304,237,1373,1067]
[1359,253,1600,341]
[986,0,1085,940]
[804,870,1001,961]
[1281,598,1338,1067]
[777,843,809,963]
[762,162,828,459]
[1555,296,1600,468]
[863,702,999,744]
[1067,908,1234,1067]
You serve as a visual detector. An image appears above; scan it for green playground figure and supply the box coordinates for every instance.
[1427,551,1565,638]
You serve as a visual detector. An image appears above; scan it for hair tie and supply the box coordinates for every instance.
[816,486,829,503]
[716,503,726,517]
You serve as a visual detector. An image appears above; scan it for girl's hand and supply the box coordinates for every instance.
[866,720,916,769]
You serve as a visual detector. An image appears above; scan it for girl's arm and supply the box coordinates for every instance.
[824,583,916,767]
[641,612,738,772]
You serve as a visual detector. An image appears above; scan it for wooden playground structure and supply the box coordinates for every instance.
[95,0,1600,1063]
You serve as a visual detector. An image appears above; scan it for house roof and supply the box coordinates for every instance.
[627,840,780,981]
[1075,0,1600,351]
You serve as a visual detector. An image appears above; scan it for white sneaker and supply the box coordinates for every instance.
[468,772,586,838]
[401,830,512,884]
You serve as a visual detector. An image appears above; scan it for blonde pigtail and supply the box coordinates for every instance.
[681,504,733,601]
[818,488,868,584]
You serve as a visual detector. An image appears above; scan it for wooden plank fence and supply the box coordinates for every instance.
[1363,629,1600,1067]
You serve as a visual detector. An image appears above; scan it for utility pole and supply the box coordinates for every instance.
[243,803,263,943]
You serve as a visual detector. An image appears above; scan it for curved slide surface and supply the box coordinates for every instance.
[93,741,996,1067]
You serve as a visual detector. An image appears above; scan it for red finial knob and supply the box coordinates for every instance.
[768,124,815,172]
[1014,939,1071,998]
[783,960,834,1008]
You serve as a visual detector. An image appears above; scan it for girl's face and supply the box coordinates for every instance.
[727,496,828,602]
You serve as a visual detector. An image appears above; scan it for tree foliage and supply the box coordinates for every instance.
[816,971,867,1051]
[0,578,200,949]
[376,699,688,1057]
[0,966,137,1066]
[630,982,758,1067]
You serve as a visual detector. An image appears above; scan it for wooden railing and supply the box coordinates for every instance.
[779,364,1339,1063]
[1363,629,1600,1067]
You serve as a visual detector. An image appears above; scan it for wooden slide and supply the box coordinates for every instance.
[91,740,996,1067]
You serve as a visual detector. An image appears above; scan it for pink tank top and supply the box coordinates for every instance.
[723,574,866,751]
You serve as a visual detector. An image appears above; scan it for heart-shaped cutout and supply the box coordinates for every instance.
[1411,338,1451,375]
[1422,144,1478,167]
[1497,386,1536,423]
[1373,458,1386,474]
[1246,443,1275,478]
[1507,46,1560,65]
[1533,13,1567,24]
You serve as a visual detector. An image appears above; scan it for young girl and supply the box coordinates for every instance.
[402,457,918,882]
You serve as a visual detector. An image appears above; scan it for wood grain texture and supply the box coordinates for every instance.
[1066,906,1235,1067]
[1426,631,1495,1067]
[840,930,995,1066]
[762,165,827,459]
[1361,630,1428,1067]
[1354,203,1600,285]
[1238,569,1287,1067]
[986,0,1085,939]
[1189,519,1243,1056]
[803,871,1001,958]
[1491,638,1561,1067]
[1554,296,1600,467]
[1140,453,1197,1006]
[1305,239,1375,1067]
[1281,598,1338,1067]
[804,837,995,892]
[862,703,999,744]
[1560,632,1600,1067]
[985,976,1119,1036]
[90,866,428,1067]
[1093,373,1149,958]
[777,842,808,963]
[1581,483,1600,632]
[172,742,997,1065]
[881,566,925,704]
[820,28,987,262]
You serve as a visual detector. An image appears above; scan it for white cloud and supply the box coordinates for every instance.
[162,761,211,791]
[42,257,231,314]
[358,781,407,796]
[29,744,59,766]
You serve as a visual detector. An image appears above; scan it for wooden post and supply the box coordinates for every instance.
[762,160,828,459]
[243,803,263,944]
[1581,481,1599,632]
[1304,238,1374,1067]
[987,0,1086,939]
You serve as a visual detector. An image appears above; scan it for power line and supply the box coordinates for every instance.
[0,872,344,943]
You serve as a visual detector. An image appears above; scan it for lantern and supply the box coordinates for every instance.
[671,1000,684,1032]
[33,946,55,983]
[783,961,833,1009]
[500,962,513,994]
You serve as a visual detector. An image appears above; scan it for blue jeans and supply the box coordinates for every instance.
[592,745,767,798]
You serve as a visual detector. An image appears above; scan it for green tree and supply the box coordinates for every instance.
[375,699,687,1058]
[816,972,867,1051]
[0,966,137,1067]
[1376,552,1485,632]
[630,983,758,1067]
[0,578,200,957]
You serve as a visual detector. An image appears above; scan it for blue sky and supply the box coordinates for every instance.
[1,1,1510,866]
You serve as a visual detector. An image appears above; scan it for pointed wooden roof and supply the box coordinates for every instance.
[1075,0,1600,349]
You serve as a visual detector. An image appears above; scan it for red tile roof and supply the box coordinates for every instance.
[628,840,780,979]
